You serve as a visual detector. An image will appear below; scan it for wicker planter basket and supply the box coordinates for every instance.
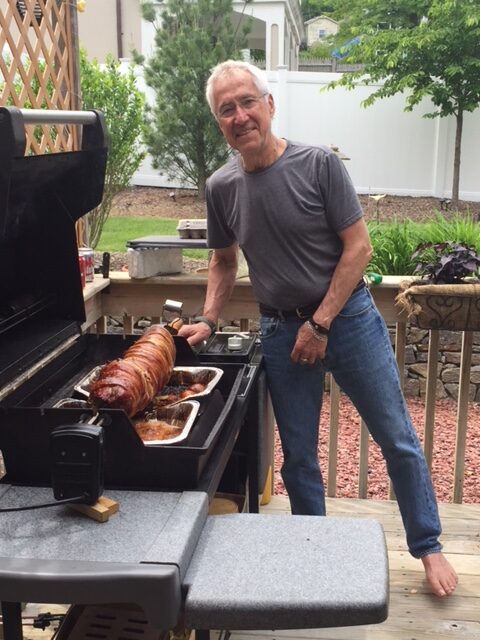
[395,282,480,331]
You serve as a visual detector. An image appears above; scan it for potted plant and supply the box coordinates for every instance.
[396,241,480,331]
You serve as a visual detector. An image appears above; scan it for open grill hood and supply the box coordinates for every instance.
[0,107,108,389]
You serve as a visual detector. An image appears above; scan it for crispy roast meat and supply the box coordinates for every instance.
[89,325,176,417]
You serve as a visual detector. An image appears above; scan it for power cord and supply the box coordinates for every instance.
[0,612,67,638]
[31,612,66,631]
[0,494,88,512]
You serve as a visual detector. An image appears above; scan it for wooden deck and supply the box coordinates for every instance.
[5,496,480,640]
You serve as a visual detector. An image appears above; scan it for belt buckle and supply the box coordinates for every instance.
[295,306,309,319]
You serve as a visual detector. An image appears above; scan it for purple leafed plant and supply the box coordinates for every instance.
[412,241,480,284]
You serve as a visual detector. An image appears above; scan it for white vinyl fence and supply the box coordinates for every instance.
[132,65,480,202]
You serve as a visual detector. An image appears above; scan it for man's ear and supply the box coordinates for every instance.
[268,94,275,117]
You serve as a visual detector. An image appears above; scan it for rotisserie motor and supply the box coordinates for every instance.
[89,325,176,417]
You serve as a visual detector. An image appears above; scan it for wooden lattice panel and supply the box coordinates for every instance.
[0,0,80,153]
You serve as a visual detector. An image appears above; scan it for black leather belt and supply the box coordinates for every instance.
[259,280,366,319]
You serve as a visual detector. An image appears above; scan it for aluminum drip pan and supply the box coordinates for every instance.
[53,398,90,409]
[74,365,223,408]
[153,366,223,407]
[134,400,200,445]
[74,366,102,398]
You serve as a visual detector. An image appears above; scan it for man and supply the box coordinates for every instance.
[178,59,458,597]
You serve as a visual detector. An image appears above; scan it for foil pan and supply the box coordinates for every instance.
[133,400,200,445]
[153,366,223,407]
[53,398,91,409]
[74,366,103,398]
[74,365,223,408]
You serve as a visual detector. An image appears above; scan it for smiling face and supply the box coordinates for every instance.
[212,69,276,167]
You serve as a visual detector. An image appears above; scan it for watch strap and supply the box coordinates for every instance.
[192,316,217,333]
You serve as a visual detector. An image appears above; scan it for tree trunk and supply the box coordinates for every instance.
[452,109,463,209]
[197,177,206,201]
[196,142,207,200]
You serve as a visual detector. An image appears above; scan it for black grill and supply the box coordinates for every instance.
[0,108,260,495]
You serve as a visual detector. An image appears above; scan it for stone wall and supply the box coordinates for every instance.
[389,327,480,402]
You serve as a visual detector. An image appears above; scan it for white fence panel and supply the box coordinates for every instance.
[131,66,480,201]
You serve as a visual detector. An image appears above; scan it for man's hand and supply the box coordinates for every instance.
[291,322,328,365]
[178,321,212,346]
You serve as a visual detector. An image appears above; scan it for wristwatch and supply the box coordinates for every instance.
[192,316,217,333]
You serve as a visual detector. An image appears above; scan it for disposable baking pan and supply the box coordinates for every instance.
[74,365,102,398]
[134,400,200,445]
[53,398,90,409]
[153,366,223,407]
[74,365,223,406]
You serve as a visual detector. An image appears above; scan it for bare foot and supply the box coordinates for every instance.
[421,552,458,597]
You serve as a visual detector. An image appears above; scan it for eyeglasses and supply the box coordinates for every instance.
[216,93,268,120]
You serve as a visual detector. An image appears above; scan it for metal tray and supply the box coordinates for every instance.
[74,366,103,398]
[53,398,90,409]
[133,400,200,446]
[153,366,223,407]
[74,366,223,407]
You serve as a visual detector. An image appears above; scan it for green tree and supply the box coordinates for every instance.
[331,0,430,39]
[79,51,145,248]
[327,0,480,207]
[301,1,335,22]
[139,0,251,199]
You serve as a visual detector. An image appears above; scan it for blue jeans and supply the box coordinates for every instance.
[259,286,442,558]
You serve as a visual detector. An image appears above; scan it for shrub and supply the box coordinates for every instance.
[80,51,145,248]
[367,220,422,275]
[367,215,480,276]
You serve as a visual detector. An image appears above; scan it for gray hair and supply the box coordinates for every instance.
[205,59,270,116]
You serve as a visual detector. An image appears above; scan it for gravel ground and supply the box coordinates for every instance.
[273,395,480,505]
[105,187,480,505]
[110,186,480,222]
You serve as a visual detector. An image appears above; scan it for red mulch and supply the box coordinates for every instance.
[273,395,480,504]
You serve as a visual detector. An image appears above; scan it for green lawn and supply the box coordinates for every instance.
[96,217,209,260]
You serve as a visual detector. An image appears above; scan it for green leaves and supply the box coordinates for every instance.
[140,0,251,199]
[326,0,480,205]
[412,241,480,283]
[367,213,480,276]
[328,0,480,115]
[80,51,146,248]
[367,220,423,275]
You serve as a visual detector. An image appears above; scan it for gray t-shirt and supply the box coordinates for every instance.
[206,140,363,309]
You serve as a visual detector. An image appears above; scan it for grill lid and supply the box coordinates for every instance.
[0,107,108,389]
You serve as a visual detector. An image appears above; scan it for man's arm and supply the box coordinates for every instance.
[291,218,373,363]
[312,218,373,329]
[179,244,239,346]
